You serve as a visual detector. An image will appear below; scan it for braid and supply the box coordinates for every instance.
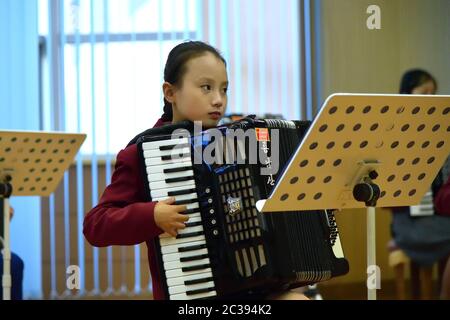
[162,98,173,122]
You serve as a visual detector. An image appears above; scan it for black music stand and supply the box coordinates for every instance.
[256,93,450,300]
[0,130,86,300]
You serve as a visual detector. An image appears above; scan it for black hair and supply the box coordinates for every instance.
[162,41,227,122]
[399,69,437,94]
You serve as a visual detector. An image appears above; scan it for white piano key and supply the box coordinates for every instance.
[145,157,191,169]
[184,216,202,224]
[163,248,209,263]
[177,225,204,236]
[159,223,203,239]
[164,257,210,271]
[148,170,194,183]
[169,281,215,295]
[161,240,206,255]
[166,264,211,279]
[142,138,189,150]
[159,234,205,246]
[185,202,199,210]
[150,178,196,190]
[145,161,192,175]
[150,184,196,198]
[144,147,191,159]
[181,212,201,219]
[152,192,198,203]
[161,202,202,212]
[160,216,202,230]
[170,290,217,300]
[167,271,213,287]
[145,155,191,166]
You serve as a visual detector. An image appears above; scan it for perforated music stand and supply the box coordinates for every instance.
[0,130,86,300]
[256,93,450,300]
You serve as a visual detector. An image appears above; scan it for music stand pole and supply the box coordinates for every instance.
[352,171,381,300]
[367,206,376,300]
[1,177,13,300]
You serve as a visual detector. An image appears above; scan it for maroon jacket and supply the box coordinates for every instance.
[83,117,168,299]
[435,175,450,216]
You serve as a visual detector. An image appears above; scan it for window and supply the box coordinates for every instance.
[40,0,302,156]
[41,0,199,155]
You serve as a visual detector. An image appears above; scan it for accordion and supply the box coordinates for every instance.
[136,118,349,300]
[411,155,450,216]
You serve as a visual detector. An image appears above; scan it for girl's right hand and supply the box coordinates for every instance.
[154,197,189,237]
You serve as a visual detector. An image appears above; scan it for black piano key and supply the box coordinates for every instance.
[159,143,190,151]
[176,231,204,239]
[184,276,214,286]
[161,154,189,161]
[183,208,200,215]
[175,198,198,205]
[166,176,194,183]
[180,254,209,263]
[178,244,207,252]
[186,287,215,296]
[182,264,211,272]
[168,188,197,197]
[184,221,203,228]
[163,165,192,174]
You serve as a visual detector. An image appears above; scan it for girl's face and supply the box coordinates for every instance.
[164,52,228,128]
[412,80,436,95]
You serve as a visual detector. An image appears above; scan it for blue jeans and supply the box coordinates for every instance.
[0,252,24,300]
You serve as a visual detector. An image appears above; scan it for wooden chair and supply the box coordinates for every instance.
[388,240,447,299]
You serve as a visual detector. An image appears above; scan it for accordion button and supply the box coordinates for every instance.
[213,229,219,236]
[211,219,216,225]
[208,198,213,204]
[205,188,211,194]
[209,209,215,214]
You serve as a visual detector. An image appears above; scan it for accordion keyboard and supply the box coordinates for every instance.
[142,137,217,300]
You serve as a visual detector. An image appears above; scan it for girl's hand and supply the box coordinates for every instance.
[154,197,189,237]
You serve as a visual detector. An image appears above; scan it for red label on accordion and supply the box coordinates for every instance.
[255,128,270,141]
